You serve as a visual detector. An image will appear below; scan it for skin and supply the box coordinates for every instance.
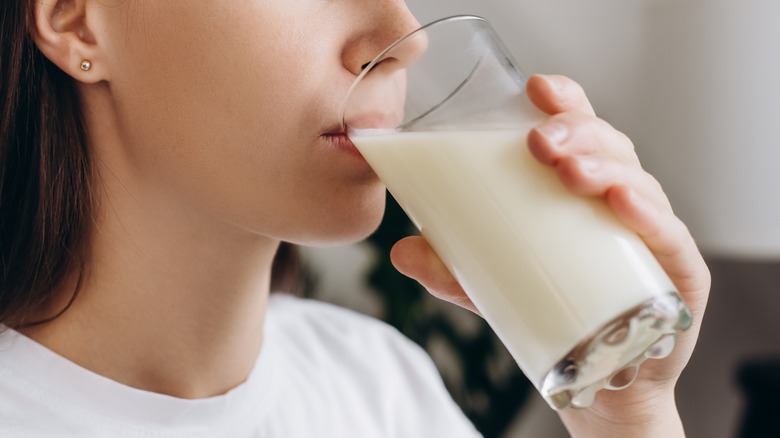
[28,0,709,436]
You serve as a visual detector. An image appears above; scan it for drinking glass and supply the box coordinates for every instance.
[342,15,692,410]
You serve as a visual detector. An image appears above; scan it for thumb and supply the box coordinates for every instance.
[390,236,480,315]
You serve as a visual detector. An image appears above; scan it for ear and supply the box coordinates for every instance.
[32,0,107,83]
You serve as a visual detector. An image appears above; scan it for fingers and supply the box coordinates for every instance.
[526,75,711,311]
[528,111,639,168]
[527,74,596,116]
[606,186,711,304]
[390,236,481,315]
[528,111,657,201]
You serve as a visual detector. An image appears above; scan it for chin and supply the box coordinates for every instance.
[293,197,387,247]
[313,211,386,246]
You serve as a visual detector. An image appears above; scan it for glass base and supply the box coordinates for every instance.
[540,291,692,410]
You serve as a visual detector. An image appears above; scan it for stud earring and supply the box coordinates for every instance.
[80,60,92,72]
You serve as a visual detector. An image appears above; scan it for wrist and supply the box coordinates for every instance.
[557,387,685,438]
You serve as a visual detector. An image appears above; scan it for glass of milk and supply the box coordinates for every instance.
[342,15,692,410]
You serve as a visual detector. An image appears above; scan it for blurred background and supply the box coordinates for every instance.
[300,1,780,436]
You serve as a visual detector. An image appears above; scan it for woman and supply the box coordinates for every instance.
[0,0,710,436]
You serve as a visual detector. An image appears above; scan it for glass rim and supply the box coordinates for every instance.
[341,14,489,131]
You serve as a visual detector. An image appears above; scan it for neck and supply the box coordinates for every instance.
[23,174,279,399]
[22,89,280,399]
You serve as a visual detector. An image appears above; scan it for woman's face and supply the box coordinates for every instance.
[93,1,421,245]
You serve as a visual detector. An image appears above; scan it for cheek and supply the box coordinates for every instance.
[107,1,346,181]
[107,4,306,148]
[100,3,385,243]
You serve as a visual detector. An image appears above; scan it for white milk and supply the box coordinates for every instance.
[351,129,676,386]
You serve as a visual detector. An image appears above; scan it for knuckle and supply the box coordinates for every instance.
[557,156,601,192]
[615,130,635,152]
[565,114,605,154]
[647,174,666,196]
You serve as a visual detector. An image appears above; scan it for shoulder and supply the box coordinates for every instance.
[268,292,391,331]
[268,293,404,341]
[267,294,426,366]
[266,294,482,437]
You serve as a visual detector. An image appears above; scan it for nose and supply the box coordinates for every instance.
[342,1,427,76]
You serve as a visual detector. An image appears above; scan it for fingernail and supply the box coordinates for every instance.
[536,123,569,145]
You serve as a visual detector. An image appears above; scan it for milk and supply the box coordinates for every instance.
[351,129,676,386]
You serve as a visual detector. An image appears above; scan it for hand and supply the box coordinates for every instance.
[390,74,710,437]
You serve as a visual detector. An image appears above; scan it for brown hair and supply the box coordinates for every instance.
[0,1,299,329]
[0,0,93,328]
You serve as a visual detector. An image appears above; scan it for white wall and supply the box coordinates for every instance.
[406,0,649,138]
[640,0,780,259]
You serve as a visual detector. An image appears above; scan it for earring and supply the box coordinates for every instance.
[80,60,92,72]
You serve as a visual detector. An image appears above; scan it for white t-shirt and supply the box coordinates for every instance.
[0,294,482,437]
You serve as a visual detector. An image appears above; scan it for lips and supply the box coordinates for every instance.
[320,108,400,159]
[321,126,363,159]
[322,124,348,137]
